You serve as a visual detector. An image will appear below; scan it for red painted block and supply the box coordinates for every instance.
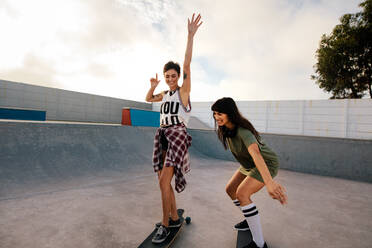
[121,108,132,125]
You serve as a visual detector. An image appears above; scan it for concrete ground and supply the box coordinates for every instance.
[1,156,372,248]
[1,122,371,248]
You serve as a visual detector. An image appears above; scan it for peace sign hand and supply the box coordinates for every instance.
[188,13,202,37]
[150,73,160,89]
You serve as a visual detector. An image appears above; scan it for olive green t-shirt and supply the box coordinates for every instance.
[227,127,279,170]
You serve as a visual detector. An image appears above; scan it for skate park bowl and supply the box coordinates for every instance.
[1,120,372,248]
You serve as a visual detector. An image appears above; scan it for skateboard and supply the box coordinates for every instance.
[138,209,191,248]
[236,230,253,248]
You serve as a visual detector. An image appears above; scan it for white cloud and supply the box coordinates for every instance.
[174,0,361,100]
[0,0,362,102]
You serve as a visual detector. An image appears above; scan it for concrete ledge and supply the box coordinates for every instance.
[190,129,372,183]
[263,133,372,183]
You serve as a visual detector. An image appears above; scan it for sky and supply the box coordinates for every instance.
[0,0,362,102]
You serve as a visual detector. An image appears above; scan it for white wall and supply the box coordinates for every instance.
[153,99,372,140]
[0,80,151,123]
[2,79,371,139]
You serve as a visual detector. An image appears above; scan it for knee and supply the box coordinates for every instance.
[225,183,236,198]
[158,177,171,191]
[236,187,252,203]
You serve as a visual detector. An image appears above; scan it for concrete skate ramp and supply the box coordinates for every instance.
[0,122,232,199]
[1,121,372,248]
[2,121,371,198]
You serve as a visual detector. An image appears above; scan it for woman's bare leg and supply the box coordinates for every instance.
[236,176,264,205]
[236,176,266,247]
[159,166,175,226]
[225,169,247,200]
[159,152,178,221]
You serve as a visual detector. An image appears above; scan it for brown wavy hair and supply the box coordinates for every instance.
[211,97,262,149]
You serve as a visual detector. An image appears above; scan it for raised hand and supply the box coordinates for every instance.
[150,73,160,88]
[188,13,202,37]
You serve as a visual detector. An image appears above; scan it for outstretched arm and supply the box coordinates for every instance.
[248,143,288,205]
[181,13,202,95]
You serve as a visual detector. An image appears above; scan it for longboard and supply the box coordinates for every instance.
[236,230,253,248]
[138,209,190,248]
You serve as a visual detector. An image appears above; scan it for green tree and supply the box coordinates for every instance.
[312,0,372,99]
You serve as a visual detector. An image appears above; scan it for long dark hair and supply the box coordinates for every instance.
[211,97,262,149]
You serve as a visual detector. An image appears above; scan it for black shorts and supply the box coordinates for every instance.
[160,129,168,150]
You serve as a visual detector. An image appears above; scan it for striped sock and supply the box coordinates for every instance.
[241,203,265,248]
[233,199,241,208]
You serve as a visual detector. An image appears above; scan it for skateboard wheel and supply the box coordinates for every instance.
[185,216,191,224]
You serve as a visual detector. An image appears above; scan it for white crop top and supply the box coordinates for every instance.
[159,88,191,127]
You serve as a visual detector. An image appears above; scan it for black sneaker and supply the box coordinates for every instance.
[243,241,268,248]
[168,218,181,228]
[155,220,167,228]
[151,225,170,244]
[155,218,170,228]
[155,218,182,228]
[234,220,250,231]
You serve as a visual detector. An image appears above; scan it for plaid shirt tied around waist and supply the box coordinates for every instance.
[152,123,192,193]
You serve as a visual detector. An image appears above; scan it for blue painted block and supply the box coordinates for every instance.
[0,108,46,121]
[130,109,159,127]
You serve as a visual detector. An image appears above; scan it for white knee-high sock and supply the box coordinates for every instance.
[241,203,265,248]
